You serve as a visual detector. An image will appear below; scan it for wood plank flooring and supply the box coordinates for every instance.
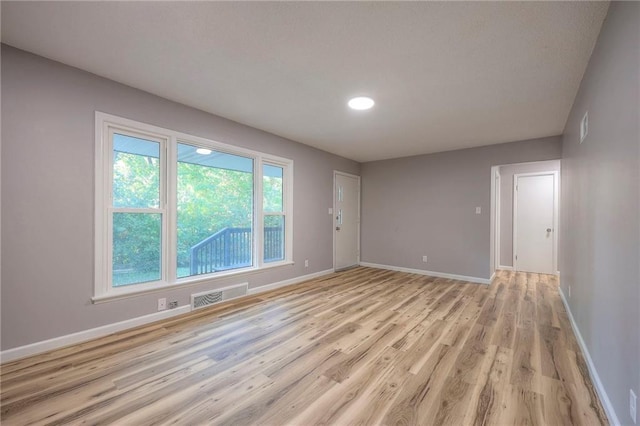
[0,267,608,425]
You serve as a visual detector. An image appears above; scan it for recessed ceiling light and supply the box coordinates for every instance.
[348,96,375,110]
[196,148,212,155]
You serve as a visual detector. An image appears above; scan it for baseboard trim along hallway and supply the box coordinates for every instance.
[359,261,491,285]
[559,286,620,425]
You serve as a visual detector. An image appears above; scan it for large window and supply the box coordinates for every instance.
[263,164,285,263]
[177,143,254,278]
[111,131,165,287]
[95,113,293,300]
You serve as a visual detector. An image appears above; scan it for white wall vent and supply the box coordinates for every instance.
[191,283,248,310]
[580,111,588,143]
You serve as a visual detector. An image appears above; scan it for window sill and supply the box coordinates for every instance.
[92,260,295,304]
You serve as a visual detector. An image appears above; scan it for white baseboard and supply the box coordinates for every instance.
[247,269,334,295]
[1,269,335,364]
[359,262,490,285]
[489,272,496,283]
[558,286,620,426]
[0,305,191,364]
[498,264,514,271]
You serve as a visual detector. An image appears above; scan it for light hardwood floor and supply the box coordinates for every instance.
[1,267,607,425]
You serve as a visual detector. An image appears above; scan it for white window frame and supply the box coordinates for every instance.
[261,161,291,264]
[94,112,293,302]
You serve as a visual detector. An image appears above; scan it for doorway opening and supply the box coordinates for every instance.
[490,160,560,276]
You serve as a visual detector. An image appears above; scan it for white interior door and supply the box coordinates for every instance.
[334,172,360,271]
[514,173,556,274]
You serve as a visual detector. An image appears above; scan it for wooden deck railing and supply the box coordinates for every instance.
[189,226,283,275]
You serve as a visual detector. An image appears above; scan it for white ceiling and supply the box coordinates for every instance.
[1,1,608,162]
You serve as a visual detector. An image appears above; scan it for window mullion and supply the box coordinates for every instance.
[285,163,293,263]
[255,157,264,268]
[166,136,177,284]
[160,136,168,285]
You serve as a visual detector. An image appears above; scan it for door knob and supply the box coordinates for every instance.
[546,228,552,232]
[336,227,341,231]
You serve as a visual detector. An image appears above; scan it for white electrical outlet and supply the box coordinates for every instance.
[631,389,637,424]
[158,298,167,311]
[304,259,309,268]
[475,207,481,214]
[422,255,428,263]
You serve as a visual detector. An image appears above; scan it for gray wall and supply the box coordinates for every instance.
[1,45,359,350]
[360,136,562,280]
[559,2,639,423]
[499,160,561,267]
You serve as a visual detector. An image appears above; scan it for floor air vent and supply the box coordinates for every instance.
[193,291,223,308]
[191,283,248,310]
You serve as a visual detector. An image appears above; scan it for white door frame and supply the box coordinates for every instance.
[333,171,361,271]
[494,168,501,272]
[490,166,502,276]
[512,171,559,274]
